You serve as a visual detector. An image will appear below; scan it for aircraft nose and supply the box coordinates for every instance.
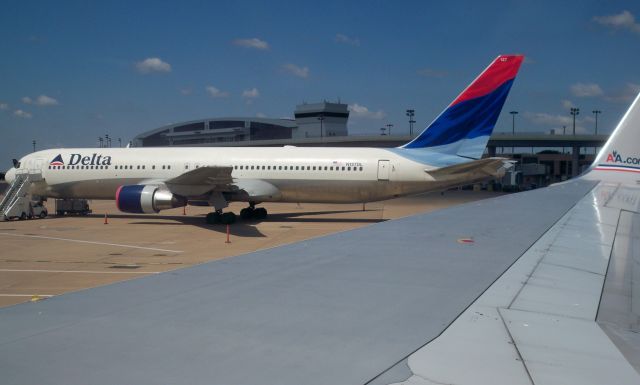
[4,167,15,184]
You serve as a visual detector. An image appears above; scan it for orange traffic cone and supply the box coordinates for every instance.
[104,213,108,225]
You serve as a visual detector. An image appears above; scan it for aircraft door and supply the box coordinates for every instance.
[377,160,390,181]
[33,158,44,173]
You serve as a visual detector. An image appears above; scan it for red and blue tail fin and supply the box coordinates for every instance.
[401,55,524,159]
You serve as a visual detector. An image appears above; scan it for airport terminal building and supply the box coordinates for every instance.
[133,102,349,147]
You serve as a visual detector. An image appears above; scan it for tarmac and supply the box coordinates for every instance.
[0,190,502,308]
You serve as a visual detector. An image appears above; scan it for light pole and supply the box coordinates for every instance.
[118,138,122,147]
[105,134,111,148]
[380,127,387,136]
[510,111,518,154]
[32,140,36,152]
[406,109,415,136]
[592,110,601,135]
[317,115,325,139]
[386,123,393,136]
[570,107,580,135]
[98,137,103,148]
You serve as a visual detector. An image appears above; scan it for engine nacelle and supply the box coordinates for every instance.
[115,185,187,214]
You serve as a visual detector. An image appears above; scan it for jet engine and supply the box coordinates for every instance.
[115,185,187,214]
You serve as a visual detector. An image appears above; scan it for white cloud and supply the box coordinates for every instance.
[35,94,58,106]
[233,38,269,50]
[570,82,603,97]
[335,33,360,46]
[14,109,32,119]
[256,112,267,118]
[180,88,192,95]
[0,102,8,110]
[605,83,640,103]
[135,57,172,73]
[417,68,448,78]
[242,88,259,99]
[205,85,230,98]
[22,94,59,106]
[348,103,386,120]
[283,63,309,78]
[593,10,640,33]
[561,99,576,109]
[524,111,589,134]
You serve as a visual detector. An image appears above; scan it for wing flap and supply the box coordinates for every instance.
[165,166,233,186]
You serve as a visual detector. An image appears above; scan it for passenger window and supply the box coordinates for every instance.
[342,167,345,171]
[307,166,310,170]
[278,166,282,170]
[152,165,156,170]
[262,166,265,170]
[359,167,363,171]
[348,167,351,171]
[324,166,328,170]
[267,166,271,170]
[312,166,316,170]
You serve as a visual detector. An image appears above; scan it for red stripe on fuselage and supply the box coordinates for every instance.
[452,55,523,106]
[594,167,640,173]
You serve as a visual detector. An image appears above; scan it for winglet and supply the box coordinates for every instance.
[401,55,524,159]
[585,91,640,182]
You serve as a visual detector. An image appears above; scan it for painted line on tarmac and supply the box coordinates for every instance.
[0,268,159,275]
[0,294,54,297]
[0,232,183,253]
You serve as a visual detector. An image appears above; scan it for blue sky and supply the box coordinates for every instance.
[1,0,639,161]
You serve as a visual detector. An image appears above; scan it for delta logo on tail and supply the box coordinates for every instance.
[400,54,524,159]
[50,154,64,166]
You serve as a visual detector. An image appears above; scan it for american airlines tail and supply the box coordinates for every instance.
[2,54,524,224]
[584,91,640,183]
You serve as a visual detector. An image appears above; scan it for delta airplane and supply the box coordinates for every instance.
[4,55,523,224]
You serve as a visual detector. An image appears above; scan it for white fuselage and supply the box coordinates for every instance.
[8,147,482,204]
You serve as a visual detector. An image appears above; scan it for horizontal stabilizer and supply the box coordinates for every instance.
[427,157,512,179]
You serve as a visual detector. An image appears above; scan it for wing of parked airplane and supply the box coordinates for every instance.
[2,99,639,383]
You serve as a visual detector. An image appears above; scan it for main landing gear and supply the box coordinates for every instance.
[204,203,268,225]
[205,210,236,225]
[239,203,267,220]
